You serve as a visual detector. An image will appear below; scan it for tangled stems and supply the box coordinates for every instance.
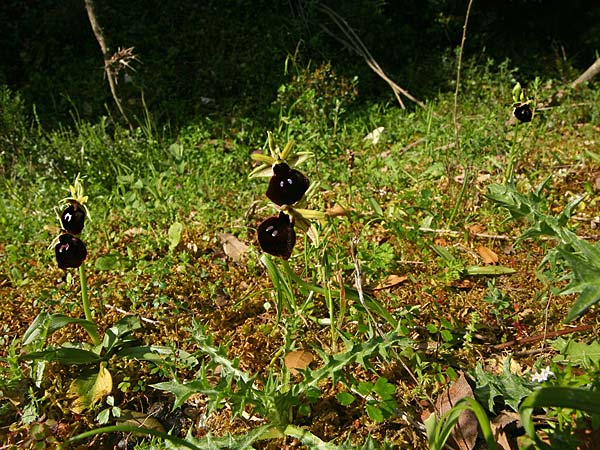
[79,263,101,346]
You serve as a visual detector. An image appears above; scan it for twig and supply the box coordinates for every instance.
[104,304,159,325]
[398,137,426,156]
[453,0,475,146]
[418,227,512,241]
[84,0,133,129]
[493,324,594,350]
[317,4,425,110]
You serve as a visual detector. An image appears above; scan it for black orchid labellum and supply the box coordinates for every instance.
[60,202,86,235]
[52,175,90,270]
[511,82,533,123]
[59,175,90,235]
[257,211,296,260]
[55,233,87,269]
[266,162,309,206]
[513,102,533,123]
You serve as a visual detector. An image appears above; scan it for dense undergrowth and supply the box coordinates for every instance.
[0,57,599,449]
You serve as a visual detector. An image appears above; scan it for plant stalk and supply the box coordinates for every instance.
[79,263,101,346]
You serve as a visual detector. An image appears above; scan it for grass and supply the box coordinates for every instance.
[0,60,599,449]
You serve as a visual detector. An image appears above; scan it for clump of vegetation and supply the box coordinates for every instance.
[1,3,600,449]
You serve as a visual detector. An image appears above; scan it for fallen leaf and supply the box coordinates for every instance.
[363,126,384,145]
[434,372,478,450]
[68,364,112,413]
[325,205,349,217]
[477,245,499,265]
[218,233,249,262]
[469,224,484,235]
[117,409,166,434]
[491,411,521,450]
[284,350,314,376]
[372,274,408,291]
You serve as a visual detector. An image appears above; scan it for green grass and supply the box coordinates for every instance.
[1,60,599,449]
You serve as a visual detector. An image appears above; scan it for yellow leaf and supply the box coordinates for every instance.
[68,364,112,414]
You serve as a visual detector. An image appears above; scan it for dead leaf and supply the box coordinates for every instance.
[491,411,521,450]
[363,126,384,145]
[325,205,349,217]
[477,246,499,265]
[218,233,249,262]
[434,372,478,450]
[469,224,484,235]
[372,274,408,291]
[284,350,314,376]
[68,364,113,414]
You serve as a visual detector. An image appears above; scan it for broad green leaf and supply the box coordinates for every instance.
[168,222,183,251]
[22,313,99,347]
[551,337,600,368]
[95,253,133,271]
[336,391,356,406]
[373,377,395,399]
[520,387,600,442]
[68,364,113,413]
[22,347,101,365]
[22,312,51,346]
[365,404,384,422]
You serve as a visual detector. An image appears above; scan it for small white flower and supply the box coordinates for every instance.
[531,366,555,383]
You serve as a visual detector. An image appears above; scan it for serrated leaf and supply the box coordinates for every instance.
[373,377,395,399]
[473,361,536,412]
[118,345,198,366]
[151,379,209,410]
[365,404,385,422]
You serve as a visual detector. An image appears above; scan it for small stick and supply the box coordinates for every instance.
[104,304,159,325]
[493,324,594,350]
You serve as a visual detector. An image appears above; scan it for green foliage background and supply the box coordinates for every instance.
[1,0,599,127]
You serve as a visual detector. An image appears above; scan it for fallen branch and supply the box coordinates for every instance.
[104,304,159,325]
[493,324,594,350]
[84,0,133,129]
[571,57,600,88]
[317,4,425,110]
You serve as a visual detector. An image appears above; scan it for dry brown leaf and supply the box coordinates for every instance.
[491,411,521,450]
[284,350,314,376]
[218,233,249,262]
[325,205,349,217]
[434,372,478,450]
[469,224,485,235]
[477,245,499,265]
[372,274,408,291]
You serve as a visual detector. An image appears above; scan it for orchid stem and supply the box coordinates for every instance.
[79,262,101,346]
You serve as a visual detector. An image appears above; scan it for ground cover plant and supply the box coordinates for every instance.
[1,21,600,450]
